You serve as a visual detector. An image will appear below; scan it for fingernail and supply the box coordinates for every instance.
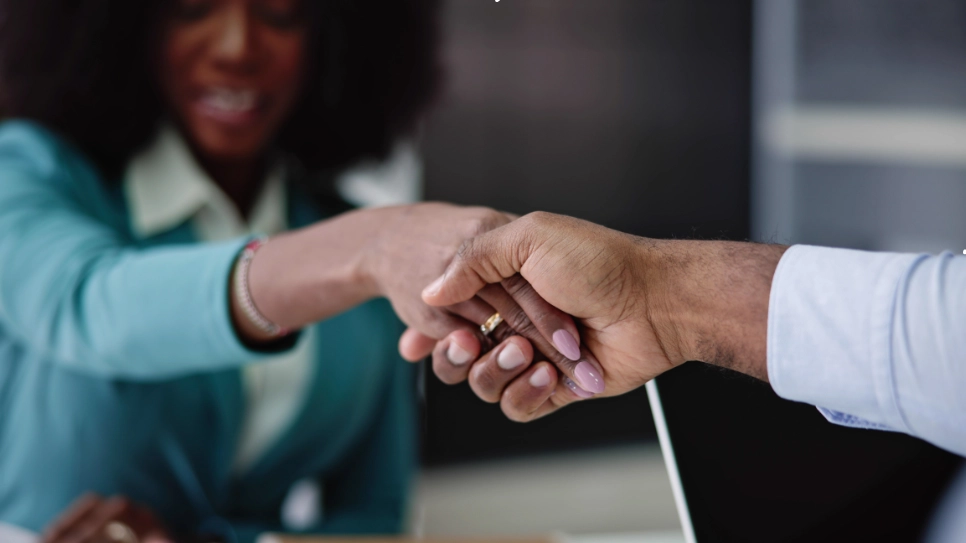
[563,377,595,398]
[529,366,552,387]
[423,274,445,298]
[447,342,472,365]
[552,329,581,361]
[574,361,605,393]
[498,343,527,370]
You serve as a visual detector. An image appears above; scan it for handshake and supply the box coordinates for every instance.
[397,209,786,422]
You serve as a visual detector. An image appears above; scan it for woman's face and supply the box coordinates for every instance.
[159,0,307,162]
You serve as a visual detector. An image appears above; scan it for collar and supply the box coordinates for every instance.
[124,124,286,240]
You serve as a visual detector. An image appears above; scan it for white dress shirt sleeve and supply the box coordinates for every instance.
[767,245,966,456]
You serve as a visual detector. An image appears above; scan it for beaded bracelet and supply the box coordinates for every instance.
[233,238,290,338]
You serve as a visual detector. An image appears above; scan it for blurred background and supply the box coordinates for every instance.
[344,0,966,540]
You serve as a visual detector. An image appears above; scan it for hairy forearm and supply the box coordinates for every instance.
[643,239,788,381]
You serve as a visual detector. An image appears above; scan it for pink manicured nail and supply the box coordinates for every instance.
[574,361,604,393]
[552,329,581,361]
[530,366,552,388]
[498,343,526,370]
[447,343,472,365]
[423,274,445,298]
[563,377,595,398]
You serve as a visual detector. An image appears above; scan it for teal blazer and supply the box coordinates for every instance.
[0,121,415,543]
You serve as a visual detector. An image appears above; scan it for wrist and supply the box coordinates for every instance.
[648,240,788,380]
[233,239,292,339]
[355,205,406,298]
[632,238,697,367]
[246,209,390,329]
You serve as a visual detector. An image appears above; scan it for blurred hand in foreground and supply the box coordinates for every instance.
[42,494,172,543]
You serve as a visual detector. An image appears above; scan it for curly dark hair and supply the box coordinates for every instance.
[0,0,441,179]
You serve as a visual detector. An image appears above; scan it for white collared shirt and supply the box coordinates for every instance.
[125,125,315,474]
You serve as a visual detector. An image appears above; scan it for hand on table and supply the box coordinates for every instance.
[42,494,172,543]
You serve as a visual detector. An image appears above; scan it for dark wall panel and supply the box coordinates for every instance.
[421,0,753,464]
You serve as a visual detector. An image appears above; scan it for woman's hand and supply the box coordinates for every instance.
[240,203,581,365]
[42,494,172,543]
[401,277,609,421]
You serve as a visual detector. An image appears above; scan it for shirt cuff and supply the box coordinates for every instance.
[816,407,897,432]
[767,245,922,431]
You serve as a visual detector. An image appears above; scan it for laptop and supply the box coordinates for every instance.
[646,364,962,543]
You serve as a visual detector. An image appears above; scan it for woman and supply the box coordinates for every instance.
[0,0,584,542]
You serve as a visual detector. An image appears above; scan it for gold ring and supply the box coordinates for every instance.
[104,521,139,543]
[480,312,503,336]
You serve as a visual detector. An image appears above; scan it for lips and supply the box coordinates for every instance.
[194,86,266,126]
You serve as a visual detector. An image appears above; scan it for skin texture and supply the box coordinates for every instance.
[420,211,789,421]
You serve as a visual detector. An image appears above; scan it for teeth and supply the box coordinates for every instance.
[203,88,257,112]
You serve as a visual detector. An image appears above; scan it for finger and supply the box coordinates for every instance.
[422,219,532,306]
[43,494,103,543]
[500,362,560,422]
[65,496,130,543]
[445,296,535,356]
[446,297,498,346]
[398,327,437,361]
[431,329,481,384]
[408,305,478,342]
[467,336,535,403]
[478,284,605,396]
[498,274,581,361]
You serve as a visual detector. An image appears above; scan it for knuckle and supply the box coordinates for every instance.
[487,324,515,345]
[470,366,501,403]
[501,395,534,423]
[466,208,505,237]
[500,304,539,342]
[454,238,476,263]
[524,211,552,228]
[464,218,487,238]
[501,274,530,297]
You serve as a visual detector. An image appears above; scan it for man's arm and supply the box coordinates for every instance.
[423,212,966,456]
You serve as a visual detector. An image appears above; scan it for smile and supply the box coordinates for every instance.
[194,87,265,126]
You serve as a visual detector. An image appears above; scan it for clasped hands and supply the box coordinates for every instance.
[397,211,697,422]
[250,203,776,421]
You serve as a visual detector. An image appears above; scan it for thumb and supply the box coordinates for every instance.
[422,219,533,306]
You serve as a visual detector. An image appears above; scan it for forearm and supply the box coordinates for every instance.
[644,239,788,381]
[241,207,391,336]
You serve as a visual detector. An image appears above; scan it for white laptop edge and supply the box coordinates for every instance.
[646,379,698,543]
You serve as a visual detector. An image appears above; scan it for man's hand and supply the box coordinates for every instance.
[422,212,677,400]
[421,212,788,419]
